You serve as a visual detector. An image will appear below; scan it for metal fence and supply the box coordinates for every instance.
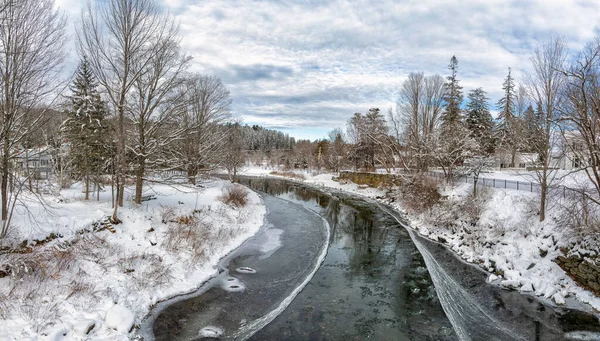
[344,170,593,199]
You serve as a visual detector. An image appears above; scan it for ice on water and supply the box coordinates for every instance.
[235,267,257,274]
[221,277,246,292]
[198,326,223,338]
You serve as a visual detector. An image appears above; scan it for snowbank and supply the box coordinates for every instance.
[0,179,266,340]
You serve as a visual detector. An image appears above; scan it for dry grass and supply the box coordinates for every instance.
[270,170,306,180]
[218,184,249,208]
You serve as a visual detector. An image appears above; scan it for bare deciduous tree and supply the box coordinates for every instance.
[560,37,600,205]
[128,25,190,204]
[0,0,66,237]
[391,73,445,171]
[79,0,177,221]
[173,74,231,184]
[524,36,568,222]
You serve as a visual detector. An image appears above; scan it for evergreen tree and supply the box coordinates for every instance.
[61,57,108,200]
[497,67,517,132]
[496,67,519,166]
[441,55,463,127]
[466,87,494,154]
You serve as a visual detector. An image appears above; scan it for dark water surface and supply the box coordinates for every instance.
[145,177,600,341]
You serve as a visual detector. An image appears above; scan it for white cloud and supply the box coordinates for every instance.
[54,0,600,139]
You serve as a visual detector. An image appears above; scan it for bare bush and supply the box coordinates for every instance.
[557,188,600,249]
[398,175,441,213]
[162,219,210,263]
[218,184,249,208]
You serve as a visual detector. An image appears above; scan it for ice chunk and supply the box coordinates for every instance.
[105,304,134,333]
[235,267,256,274]
[199,326,223,338]
[221,277,245,292]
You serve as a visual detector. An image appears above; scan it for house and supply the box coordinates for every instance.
[14,146,53,179]
[493,149,539,169]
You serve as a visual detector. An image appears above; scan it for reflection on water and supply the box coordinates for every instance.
[240,177,456,340]
[240,177,600,341]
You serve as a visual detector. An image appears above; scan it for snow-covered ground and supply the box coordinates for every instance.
[0,179,266,340]
[239,166,600,313]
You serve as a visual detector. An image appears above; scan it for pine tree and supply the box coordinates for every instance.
[496,67,519,166]
[497,67,517,132]
[61,57,108,200]
[441,55,463,127]
[466,87,494,154]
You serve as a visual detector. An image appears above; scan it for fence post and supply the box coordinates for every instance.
[505,179,507,189]
[530,182,532,192]
[517,181,519,190]
[493,178,495,188]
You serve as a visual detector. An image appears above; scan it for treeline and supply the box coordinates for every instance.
[338,37,600,224]
[240,125,295,152]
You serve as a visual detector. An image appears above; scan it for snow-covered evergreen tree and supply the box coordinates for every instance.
[466,87,494,154]
[441,55,463,127]
[61,57,108,200]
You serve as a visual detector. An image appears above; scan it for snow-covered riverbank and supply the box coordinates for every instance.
[0,179,266,340]
[239,167,600,314]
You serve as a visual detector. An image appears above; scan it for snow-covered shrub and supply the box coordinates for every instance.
[398,175,441,213]
[218,184,249,208]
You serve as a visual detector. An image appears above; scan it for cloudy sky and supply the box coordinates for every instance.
[56,0,600,140]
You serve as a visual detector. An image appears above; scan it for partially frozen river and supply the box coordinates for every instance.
[143,177,600,340]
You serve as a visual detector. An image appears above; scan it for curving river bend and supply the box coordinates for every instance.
[141,177,600,341]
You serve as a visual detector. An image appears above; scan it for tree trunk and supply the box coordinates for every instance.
[134,156,145,204]
[25,149,33,191]
[187,163,197,185]
[539,182,546,222]
[84,172,89,200]
[1,130,9,237]
[473,177,478,198]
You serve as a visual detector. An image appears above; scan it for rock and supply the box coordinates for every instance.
[437,236,447,244]
[539,249,548,258]
[105,304,135,334]
[527,263,536,270]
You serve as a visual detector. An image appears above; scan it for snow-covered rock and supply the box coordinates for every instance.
[552,293,566,305]
[40,324,69,341]
[105,304,134,334]
[72,319,96,336]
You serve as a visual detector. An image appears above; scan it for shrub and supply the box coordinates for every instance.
[398,175,441,213]
[218,184,249,208]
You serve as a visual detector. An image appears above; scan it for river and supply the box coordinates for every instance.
[141,177,600,341]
